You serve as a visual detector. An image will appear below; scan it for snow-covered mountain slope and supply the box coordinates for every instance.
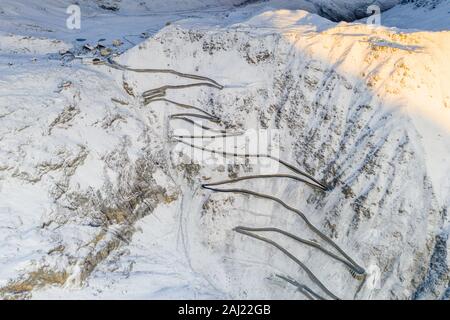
[0,3,449,300]
[381,0,450,31]
[0,0,239,50]
[237,0,401,22]
[0,0,402,43]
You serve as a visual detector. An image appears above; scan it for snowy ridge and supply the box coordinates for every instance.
[381,0,450,31]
